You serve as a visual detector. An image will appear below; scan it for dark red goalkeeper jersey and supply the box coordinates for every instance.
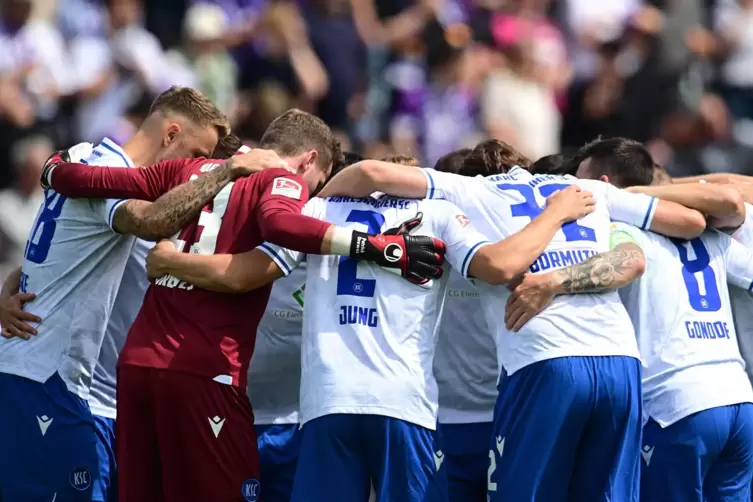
[47,158,327,388]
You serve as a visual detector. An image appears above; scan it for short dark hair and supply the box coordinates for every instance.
[434,148,471,174]
[571,137,654,188]
[260,109,341,170]
[211,134,242,159]
[652,163,672,186]
[460,140,531,177]
[531,154,572,176]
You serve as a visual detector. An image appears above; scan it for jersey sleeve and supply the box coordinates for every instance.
[731,203,753,247]
[599,181,658,231]
[722,232,753,292]
[45,158,188,201]
[258,199,325,276]
[609,222,646,249]
[421,168,479,205]
[434,200,493,278]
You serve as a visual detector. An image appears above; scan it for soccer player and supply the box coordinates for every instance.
[570,144,753,501]
[0,86,231,501]
[430,149,497,502]
[317,138,708,501]
[41,110,447,502]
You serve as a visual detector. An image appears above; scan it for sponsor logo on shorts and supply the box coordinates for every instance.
[434,450,444,471]
[69,467,91,491]
[641,445,654,466]
[242,478,260,502]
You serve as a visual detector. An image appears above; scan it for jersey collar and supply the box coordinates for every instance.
[99,137,135,168]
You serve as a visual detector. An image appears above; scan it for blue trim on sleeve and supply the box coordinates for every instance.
[423,168,435,199]
[640,197,656,230]
[748,280,753,293]
[461,241,492,277]
[100,139,133,167]
[258,243,294,275]
[107,199,128,230]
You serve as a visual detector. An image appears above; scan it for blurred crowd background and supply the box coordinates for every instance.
[1,0,753,276]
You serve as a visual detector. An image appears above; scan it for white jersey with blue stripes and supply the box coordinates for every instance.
[88,238,151,419]
[247,264,306,425]
[730,203,753,384]
[613,223,753,426]
[0,138,136,400]
[421,167,656,376]
[261,195,492,430]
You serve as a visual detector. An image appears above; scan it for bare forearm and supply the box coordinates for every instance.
[1,267,21,298]
[318,161,428,199]
[155,251,283,293]
[113,159,236,240]
[629,183,744,228]
[549,243,646,294]
[470,211,565,285]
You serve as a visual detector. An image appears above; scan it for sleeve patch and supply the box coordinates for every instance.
[610,230,638,249]
[455,214,470,227]
[271,177,303,200]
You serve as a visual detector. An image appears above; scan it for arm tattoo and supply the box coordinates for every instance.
[113,159,235,240]
[554,243,644,294]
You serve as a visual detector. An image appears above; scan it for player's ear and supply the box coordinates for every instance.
[599,175,610,184]
[164,123,182,146]
[304,150,319,170]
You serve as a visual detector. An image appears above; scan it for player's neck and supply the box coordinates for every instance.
[122,131,160,167]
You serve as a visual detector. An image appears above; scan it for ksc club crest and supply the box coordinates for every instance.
[242,478,260,502]
[69,467,92,491]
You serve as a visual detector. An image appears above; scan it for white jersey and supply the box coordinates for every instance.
[421,167,657,375]
[247,264,306,425]
[88,238,151,419]
[0,138,136,400]
[614,223,753,427]
[261,195,491,430]
[433,270,498,424]
[730,203,753,384]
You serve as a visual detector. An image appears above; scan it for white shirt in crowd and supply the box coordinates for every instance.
[261,195,491,430]
[420,167,657,376]
[0,139,135,401]
[614,222,753,427]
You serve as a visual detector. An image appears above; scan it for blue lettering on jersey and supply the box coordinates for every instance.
[338,210,384,297]
[496,183,596,243]
[670,238,722,312]
[684,320,730,339]
[339,305,379,327]
[327,197,415,210]
[18,272,28,294]
[529,249,597,273]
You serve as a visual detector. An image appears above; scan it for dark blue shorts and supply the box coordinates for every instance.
[255,424,302,502]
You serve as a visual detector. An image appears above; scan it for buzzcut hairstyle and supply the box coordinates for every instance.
[570,137,655,188]
[381,155,419,166]
[149,86,230,139]
[260,109,342,171]
[531,153,572,176]
[211,133,243,159]
[651,163,672,186]
[434,148,471,175]
[460,140,531,177]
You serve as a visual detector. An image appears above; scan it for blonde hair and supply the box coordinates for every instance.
[149,86,230,138]
[381,155,419,167]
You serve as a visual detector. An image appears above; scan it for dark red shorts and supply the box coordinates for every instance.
[116,366,260,502]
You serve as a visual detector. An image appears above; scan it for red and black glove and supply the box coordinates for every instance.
[40,150,68,190]
[349,212,446,285]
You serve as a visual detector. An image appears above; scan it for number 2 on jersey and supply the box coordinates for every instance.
[496,183,596,242]
[24,190,67,264]
[670,237,721,312]
[337,210,384,297]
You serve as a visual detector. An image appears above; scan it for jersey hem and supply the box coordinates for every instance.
[500,350,641,376]
[301,404,437,430]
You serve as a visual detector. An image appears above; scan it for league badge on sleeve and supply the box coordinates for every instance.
[455,214,470,227]
[271,178,303,200]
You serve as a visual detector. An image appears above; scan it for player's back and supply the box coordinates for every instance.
[121,166,303,389]
[617,224,753,425]
[424,167,638,375]
[292,195,486,430]
[247,263,306,424]
[0,139,137,396]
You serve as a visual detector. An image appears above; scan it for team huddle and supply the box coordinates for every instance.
[0,85,752,502]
